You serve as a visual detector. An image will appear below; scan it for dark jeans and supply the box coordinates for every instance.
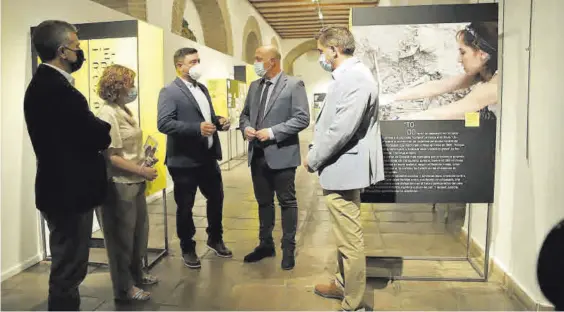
[42,209,93,311]
[250,148,298,250]
[169,160,224,253]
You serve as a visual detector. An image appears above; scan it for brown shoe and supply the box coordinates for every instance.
[314,282,345,300]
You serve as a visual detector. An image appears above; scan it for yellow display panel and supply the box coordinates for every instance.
[207,79,228,119]
[138,21,167,196]
[245,64,260,86]
[88,37,139,118]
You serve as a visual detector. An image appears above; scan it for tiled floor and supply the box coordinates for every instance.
[1,129,526,311]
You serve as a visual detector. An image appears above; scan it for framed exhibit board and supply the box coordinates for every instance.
[207,79,229,120]
[207,78,247,127]
[31,20,168,267]
[350,3,498,204]
[349,3,499,283]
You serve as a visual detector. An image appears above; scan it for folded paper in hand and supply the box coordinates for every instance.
[142,136,158,168]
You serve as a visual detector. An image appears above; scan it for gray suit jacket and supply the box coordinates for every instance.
[239,72,310,170]
[157,78,225,168]
[307,57,385,191]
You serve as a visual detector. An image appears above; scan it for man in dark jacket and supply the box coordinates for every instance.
[157,48,232,270]
[24,20,111,311]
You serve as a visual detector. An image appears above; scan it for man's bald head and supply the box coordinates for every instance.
[254,45,282,78]
[257,45,281,61]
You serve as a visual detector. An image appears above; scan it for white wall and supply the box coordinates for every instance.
[464,0,563,306]
[146,0,174,34]
[292,50,333,113]
[0,0,136,281]
[225,0,283,61]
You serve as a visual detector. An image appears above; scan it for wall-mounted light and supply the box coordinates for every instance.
[318,10,324,19]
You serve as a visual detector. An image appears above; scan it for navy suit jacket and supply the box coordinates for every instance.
[157,78,226,168]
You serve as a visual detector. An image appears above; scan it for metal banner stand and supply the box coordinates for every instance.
[40,189,170,270]
[221,127,248,171]
[366,202,493,282]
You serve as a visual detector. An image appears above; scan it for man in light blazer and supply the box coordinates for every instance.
[239,45,310,270]
[158,47,232,270]
[304,26,385,312]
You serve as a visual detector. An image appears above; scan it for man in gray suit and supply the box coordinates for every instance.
[239,45,310,270]
[304,26,385,311]
[158,48,232,270]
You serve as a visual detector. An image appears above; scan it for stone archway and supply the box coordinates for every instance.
[242,16,263,65]
[171,0,234,56]
[244,32,260,64]
[283,39,318,75]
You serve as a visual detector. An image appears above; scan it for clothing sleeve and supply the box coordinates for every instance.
[96,108,123,150]
[63,91,111,152]
[307,85,369,172]
[270,80,310,142]
[157,87,201,136]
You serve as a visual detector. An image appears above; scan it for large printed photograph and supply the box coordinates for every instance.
[354,21,498,121]
[352,4,499,203]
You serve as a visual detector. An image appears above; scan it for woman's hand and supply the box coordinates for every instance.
[140,166,158,181]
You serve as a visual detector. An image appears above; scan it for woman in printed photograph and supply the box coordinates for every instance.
[383,21,499,120]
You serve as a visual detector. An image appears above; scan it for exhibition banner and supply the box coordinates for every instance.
[351,4,498,203]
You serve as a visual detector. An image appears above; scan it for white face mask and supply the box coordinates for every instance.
[254,61,270,77]
[188,64,203,81]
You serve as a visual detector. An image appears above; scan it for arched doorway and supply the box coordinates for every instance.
[244,32,260,64]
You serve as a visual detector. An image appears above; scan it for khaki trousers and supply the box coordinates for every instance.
[324,189,365,311]
[98,181,149,299]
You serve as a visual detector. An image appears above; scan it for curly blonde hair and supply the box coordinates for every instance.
[97,64,136,103]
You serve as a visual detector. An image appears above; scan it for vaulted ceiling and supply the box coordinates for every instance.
[248,0,380,39]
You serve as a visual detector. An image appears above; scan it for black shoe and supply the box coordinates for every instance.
[207,240,233,258]
[244,245,276,263]
[281,249,295,270]
[182,251,201,269]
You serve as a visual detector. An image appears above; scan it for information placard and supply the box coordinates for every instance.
[362,119,495,203]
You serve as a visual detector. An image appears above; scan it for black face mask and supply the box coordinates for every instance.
[63,47,85,72]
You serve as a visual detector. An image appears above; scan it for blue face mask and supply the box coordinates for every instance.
[124,86,138,104]
[319,54,333,72]
[254,61,268,77]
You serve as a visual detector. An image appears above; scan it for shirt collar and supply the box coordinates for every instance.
[331,57,358,81]
[263,71,282,86]
[180,77,198,89]
[42,63,75,86]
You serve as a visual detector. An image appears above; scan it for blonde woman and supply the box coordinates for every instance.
[96,64,159,301]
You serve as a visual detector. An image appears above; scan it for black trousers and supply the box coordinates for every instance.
[250,149,298,250]
[42,209,93,311]
[169,160,224,253]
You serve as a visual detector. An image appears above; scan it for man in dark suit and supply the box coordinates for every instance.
[239,45,310,270]
[24,20,111,311]
[157,48,232,269]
